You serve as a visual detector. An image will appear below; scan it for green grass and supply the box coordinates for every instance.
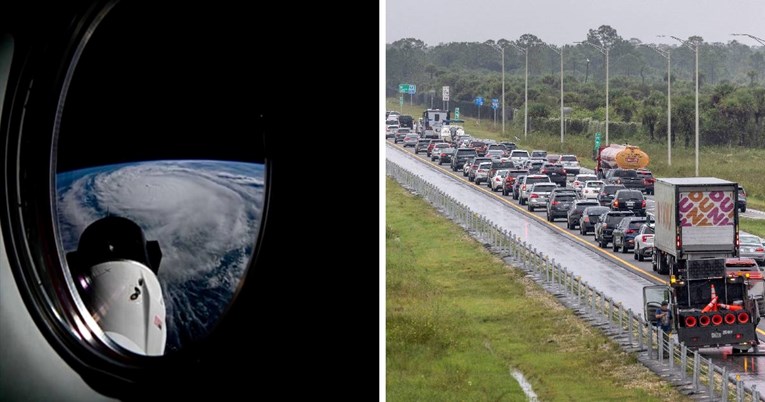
[741,217,765,238]
[388,98,765,211]
[386,177,688,401]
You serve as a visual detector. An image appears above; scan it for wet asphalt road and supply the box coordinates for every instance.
[386,140,765,388]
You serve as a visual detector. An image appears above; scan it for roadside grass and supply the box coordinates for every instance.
[386,177,688,401]
[387,98,765,210]
[741,217,765,239]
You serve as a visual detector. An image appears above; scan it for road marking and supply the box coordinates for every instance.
[388,142,765,337]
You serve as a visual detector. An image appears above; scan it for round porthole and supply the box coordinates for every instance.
[1,0,269,397]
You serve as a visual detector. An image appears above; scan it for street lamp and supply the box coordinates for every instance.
[546,44,564,143]
[578,41,610,145]
[668,35,700,177]
[732,33,765,46]
[584,58,590,83]
[643,41,672,166]
[487,41,507,134]
[508,42,529,139]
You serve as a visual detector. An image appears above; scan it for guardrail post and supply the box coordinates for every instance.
[680,343,687,381]
[708,357,714,398]
[627,309,633,345]
[658,328,664,363]
[692,351,700,392]
[618,303,623,334]
[751,384,758,402]
[668,337,674,369]
[647,325,653,359]
[720,366,727,402]
[637,316,643,350]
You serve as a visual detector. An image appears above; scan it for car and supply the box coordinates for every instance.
[633,223,655,261]
[509,149,530,168]
[724,257,765,316]
[610,189,647,216]
[580,180,605,200]
[499,142,517,151]
[512,174,527,200]
[426,139,446,157]
[435,148,455,165]
[738,234,765,265]
[539,163,567,187]
[485,149,505,160]
[469,140,488,156]
[603,168,643,190]
[502,169,528,196]
[489,170,510,192]
[467,157,493,180]
[579,206,611,235]
[487,160,515,182]
[430,143,450,161]
[635,168,655,195]
[385,125,399,138]
[559,154,581,175]
[547,190,578,222]
[414,138,432,154]
[572,174,598,192]
[738,185,747,213]
[529,150,547,160]
[473,162,493,184]
[594,210,635,248]
[526,183,558,212]
[597,184,626,206]
[518,175,552,205]
[522,159,545,175]
[611,217,648,253]
[402,134,419,148]
[545,154,561,164]
[393,127,411,144]
[451,148,478,171]
[566,199,599,229]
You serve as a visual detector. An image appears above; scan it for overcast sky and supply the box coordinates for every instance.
[385,0,765,47]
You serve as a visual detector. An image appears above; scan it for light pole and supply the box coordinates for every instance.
[546,44,564,143]
[732,33,765,46]
[579,41,610,145]
[669,35,700,176]
[487,41,507,134]
[508,42,529,139]
[584,58,590,83]
[643,41,672,166]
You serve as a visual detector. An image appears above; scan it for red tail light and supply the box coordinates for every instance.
[738,312,750,323]
[552,201,559,205]
[641,235,649,242]
[699,315,711,326]
[530,194,539,198]
[711,314,723,326]
[641,200,646,208]
[724,313,736,325]
[755,247,764,253]
[684,316,697,328]
[583,217,590,223]
[541,168,548,174]
[522,185,527,191]
[625,229,635,234]
[676,234,682,249]
[748,272,763,279]
[613,200,619,208]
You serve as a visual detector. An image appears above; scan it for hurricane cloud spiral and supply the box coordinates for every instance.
[56,160,265,352]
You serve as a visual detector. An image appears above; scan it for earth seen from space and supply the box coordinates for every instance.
[56,159,265,353]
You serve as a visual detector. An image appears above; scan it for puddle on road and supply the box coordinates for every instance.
[510,369,538,402]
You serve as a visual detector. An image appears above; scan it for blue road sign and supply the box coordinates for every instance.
[491,98,499,110]
[475,97,484,106]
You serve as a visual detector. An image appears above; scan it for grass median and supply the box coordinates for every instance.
[385,176,688,401]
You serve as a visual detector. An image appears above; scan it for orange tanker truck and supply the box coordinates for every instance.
[595,144,650,179]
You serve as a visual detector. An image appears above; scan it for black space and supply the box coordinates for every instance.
[4,0,380,399]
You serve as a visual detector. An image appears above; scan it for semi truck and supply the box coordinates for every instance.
[644,177,759,353]
[594,144,649,179]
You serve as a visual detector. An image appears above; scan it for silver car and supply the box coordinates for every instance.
[739,234,765,264]
[526,183,557,212]
[474,162,493,184]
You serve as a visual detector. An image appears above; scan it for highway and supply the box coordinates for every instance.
[386,140,764,389]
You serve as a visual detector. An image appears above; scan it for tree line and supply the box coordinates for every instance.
[387,26,765,148]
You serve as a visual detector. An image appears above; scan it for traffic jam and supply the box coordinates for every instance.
[387,109,765,355]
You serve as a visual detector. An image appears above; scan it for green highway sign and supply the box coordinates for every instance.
[399,84,413,93]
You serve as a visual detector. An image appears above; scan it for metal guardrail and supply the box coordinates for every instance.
[386,159,763,402]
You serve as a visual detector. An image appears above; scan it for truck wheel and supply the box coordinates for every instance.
[622,243,628,253]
